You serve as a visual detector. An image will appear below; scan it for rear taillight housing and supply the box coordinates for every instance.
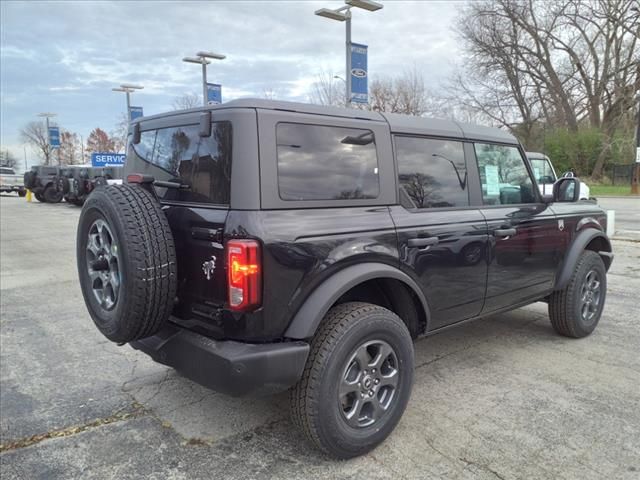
[227,239,262,311]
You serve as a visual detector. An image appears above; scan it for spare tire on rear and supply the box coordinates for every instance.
[24,172,36,189]
[77,184,177,343]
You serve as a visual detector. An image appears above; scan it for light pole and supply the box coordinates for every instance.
[38,112,57,165]
[112,84,144,121]
[315,0,383,107]
[183,51,226,106]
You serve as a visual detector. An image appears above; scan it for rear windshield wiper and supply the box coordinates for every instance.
[154,180,191,190]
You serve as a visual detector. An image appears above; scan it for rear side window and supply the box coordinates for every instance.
[395,136,468,209]
[474,143,536,205]
[130,122,232,205]
[276,123,379,201]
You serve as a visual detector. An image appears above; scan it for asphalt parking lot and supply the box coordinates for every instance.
[1,194,639,480]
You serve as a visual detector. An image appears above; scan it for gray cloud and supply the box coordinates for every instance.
[1,1,462,167]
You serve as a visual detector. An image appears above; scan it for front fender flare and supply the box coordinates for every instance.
[555,228,612,291]
[284,263,430,340]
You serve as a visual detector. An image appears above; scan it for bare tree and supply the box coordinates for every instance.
[172,93,201,110]
[262,86,279,100]
[110,113,129,153]
[452,0,639,177]
[58,131,83,165]
[20,121,54,165]
[309,71,346,107]
[369,67,442,116]
[0,150,18,169]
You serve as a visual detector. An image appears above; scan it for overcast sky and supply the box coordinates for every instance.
[1,0,463,169]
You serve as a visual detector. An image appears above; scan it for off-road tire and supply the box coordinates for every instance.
[548,251,606,338]
[77,184,177,343]
[290,302,414,459]
[34,192,45,202]
[43,184,63,203]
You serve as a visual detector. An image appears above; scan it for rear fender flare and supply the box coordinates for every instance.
[284,263,430,339]
[555,229,612,291]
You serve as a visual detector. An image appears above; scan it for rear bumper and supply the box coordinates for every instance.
[0,186,24,192]
[130,323,309,396]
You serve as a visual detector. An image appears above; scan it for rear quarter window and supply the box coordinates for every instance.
[129,122,232,205]
[276,123,379,201]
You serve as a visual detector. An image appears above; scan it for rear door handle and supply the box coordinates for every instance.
[494,228,517,238]
[191,227,222,242]
[407,237,439,248]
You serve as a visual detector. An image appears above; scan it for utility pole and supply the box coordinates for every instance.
[37,112,56,165]
[112,84,144,121]
[183,51,226,106]
[315,0,383,107]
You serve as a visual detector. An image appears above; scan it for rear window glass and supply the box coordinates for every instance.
[130,122,232,205]
[395,136,469,209]
[276,123,379,201]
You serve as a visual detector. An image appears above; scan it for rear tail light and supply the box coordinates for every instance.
[227,239,262,311]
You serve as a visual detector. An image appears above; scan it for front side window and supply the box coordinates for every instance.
[276,123,379,201]
[396,136,468,209]
[474,143,537,205]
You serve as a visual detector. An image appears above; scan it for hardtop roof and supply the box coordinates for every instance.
[135,98,518,145]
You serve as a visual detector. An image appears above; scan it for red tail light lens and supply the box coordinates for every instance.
[227,239,261,311]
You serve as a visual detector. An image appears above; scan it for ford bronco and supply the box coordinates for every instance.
[76,99,612,458]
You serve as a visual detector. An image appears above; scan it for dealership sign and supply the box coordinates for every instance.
[91,153,126,167]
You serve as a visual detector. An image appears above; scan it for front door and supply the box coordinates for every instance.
[472,143,561,313]
[391,135,488,330]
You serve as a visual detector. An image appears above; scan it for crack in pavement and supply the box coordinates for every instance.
[0,402,147,453]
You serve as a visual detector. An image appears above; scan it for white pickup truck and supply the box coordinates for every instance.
[0,167,26,196]
[526,152,591,200]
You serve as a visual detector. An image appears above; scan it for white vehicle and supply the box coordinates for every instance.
[0,167,26,196]
[526,152,591,200]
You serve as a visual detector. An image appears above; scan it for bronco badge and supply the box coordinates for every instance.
[202,256,217,280]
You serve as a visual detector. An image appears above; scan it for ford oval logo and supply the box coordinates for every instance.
[351,68,367,78]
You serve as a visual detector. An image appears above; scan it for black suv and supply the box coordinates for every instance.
[76,99,612,458]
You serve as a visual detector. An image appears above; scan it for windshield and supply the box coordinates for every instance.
[529,158,556,184]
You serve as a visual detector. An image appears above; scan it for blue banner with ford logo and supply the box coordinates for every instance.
[350,43,368,104]
[91,153,126,167]
[48,127,61,148]
[207,83,222,105]
[129,106,143,121]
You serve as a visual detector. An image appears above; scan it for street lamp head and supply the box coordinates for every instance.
[120,84,144,90]
[183,56,209,65]
[38,112,57,117]
[197,51,226,60]
[345,0,383,11]
[112,88,127,92]
[315,8,348,21]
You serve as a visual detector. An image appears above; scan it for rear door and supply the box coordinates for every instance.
[472,143,561,313]
[390,136,489,330]
[126,114,234,321]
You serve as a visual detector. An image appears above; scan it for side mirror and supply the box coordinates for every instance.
[132,123,141,145]
[553,177,580,202]
[199,111,212,137]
